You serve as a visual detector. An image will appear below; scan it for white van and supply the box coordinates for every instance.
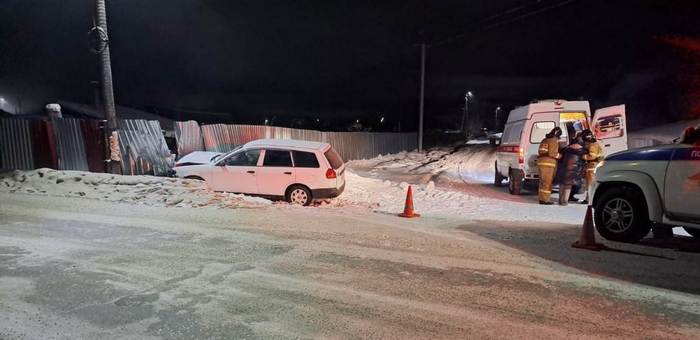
[495,100,628,195]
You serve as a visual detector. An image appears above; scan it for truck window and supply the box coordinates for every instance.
[530,121,555,143]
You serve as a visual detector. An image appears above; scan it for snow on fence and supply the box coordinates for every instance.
[176,122,417,160]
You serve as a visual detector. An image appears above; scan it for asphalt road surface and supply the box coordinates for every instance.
[2,192,700,339]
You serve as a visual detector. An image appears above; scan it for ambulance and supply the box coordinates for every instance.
[495,100,628,195]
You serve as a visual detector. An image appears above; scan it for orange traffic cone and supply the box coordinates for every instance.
[572,205,605,251]
[399,185,420,218]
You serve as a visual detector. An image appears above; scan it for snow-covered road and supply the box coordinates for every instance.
[2,148,700,338]
[2,193,700,339]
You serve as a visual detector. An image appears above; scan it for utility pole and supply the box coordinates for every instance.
[417,42,426,152]
[94,0,117,131]
[461,91,473,139]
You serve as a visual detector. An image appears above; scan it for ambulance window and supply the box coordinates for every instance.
[502,121,524,144]
[594,115,624,139]
[530,121,556,143]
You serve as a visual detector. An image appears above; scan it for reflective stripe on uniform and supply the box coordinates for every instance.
[538,189,551,193]
[538,162,556,168]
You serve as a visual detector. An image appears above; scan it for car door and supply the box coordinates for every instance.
[256,149,296,196]
[664,146,700,222]
[592,105,628,156]
[210,149,261,193]
[291,150,322,189]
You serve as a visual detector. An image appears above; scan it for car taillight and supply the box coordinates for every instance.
[325,168,337,179]
[518,147,525,164]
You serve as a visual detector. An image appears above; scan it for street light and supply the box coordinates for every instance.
[0,97,6,104]
[495,106,502,130]
[461,91,474,137]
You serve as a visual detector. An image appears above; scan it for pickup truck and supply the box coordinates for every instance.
[592,143,700,242]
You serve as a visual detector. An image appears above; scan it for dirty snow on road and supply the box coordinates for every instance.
[0,168,270,209]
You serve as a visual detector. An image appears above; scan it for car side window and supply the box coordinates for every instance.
[222,149,260,166]
[292,151,320,168]
[263,150,293,167]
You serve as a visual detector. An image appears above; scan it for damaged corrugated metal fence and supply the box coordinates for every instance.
[118,119,173,176]
[1,117,172,176]
[176,122,417,160]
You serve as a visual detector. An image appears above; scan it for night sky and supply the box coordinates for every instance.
[1,0,699,130]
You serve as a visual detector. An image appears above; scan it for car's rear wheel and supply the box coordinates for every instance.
[185,175,204,181]
[683,227,700,239]
[508,169,522,195]
[286,185,312,206]
[594,186,650,242]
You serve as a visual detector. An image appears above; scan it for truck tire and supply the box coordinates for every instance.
[683,227,700,239]
[508,170,522,195]
[593,186,650,243]
[494,162,505,187]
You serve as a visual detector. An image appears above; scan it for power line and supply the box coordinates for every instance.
[433,0,579,47]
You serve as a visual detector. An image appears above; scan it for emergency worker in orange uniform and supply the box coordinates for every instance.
[537,127,562,204]
[580,129,603,204]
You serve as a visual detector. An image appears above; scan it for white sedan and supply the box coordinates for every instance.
[174,139,346,206]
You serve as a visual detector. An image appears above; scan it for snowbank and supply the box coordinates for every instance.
[349,145,497,184]
[629,118,700,147]
[331,170,586,224]
[0,169,270,209]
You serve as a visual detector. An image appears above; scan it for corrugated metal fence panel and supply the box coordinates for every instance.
[79,119,106,172]
[118,119,173,176]
[0,118,34,171]
[51,118,89,171]
[174,120,204,158]
[189,121,417,160]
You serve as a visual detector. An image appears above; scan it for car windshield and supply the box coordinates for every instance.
[212,146,243,162]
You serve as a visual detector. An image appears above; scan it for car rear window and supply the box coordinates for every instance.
[263,150,293,167]
[324,147,344,169]
[292,151,320,168]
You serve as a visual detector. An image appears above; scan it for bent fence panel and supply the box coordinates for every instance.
[0,118,34,171]
[174,120,204,158]
[118,119,173,176]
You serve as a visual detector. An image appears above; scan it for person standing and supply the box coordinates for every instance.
[580,129,603,204]
[537,127,562,205]
[555,133,584,206]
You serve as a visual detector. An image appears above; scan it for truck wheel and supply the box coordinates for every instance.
[494,162,505,187]
[594,186,650,243]
[508,170,522,195]
[683,228,700,239]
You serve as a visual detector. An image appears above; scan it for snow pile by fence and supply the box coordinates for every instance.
[0,169,270,209]
[349,145,497,184]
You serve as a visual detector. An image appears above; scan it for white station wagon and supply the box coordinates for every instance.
[174,139,346,206]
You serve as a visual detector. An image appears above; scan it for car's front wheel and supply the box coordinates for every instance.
[594,186,650,242]
[286,185,312,206]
